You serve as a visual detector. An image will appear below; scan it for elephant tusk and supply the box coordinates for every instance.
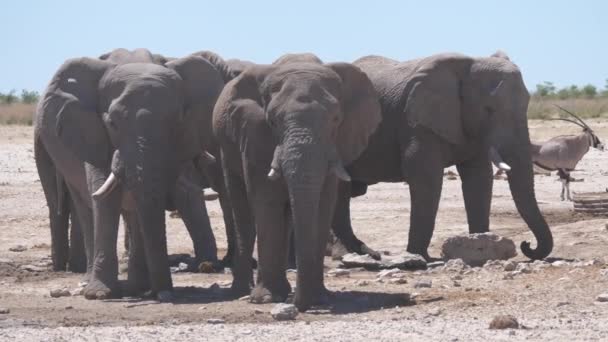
[200,151,216,165]
[92,172,118,199]
[489,146,511,172]
[331,163,352,182]
[268,168,281,181]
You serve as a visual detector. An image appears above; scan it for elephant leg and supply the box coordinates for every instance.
[123,210,150,296]
[222,159,256,296]
[403,145,444,260]
[218,190,237,267]
[287,228,296,269]
[294,176,337,311]
[172,178,218,265]
[84,165,122,300]
[456,155,493,234]
[123,211,130,255]
[250,194,291,304]
[35,141,69,271]
[65,183,95,278]
[331,181,381,260]
[68,197,87,273]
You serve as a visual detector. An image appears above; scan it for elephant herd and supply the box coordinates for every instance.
[34,48,554,311]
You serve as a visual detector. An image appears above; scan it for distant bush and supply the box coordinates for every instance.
[532,80,607,100]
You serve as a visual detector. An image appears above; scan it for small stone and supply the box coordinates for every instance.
[489,315,519,329]
[356,280,370,287]
[19,264,46,272]
[376,268,402,279]
[65,306,73,310]
[503,261,517,272]
[50,288,71,298]
[428,308,442,316]
[516,263,532,274]
[453,281,461,287]
[327,268,350,277]
[207,318,226,324]
[483,260,503,270]
[596,293,608,302]
[443,259,467,272]
[271,303,298,321]
[9,245,27,252]
[414,279,432,288]
[427,261,445,268]
[0,308,9,314]
[388,278,408,285]
[239,295,251,301]
[254,309,264,314]
[198,306,207,311]
[451,275,463,281]
[556,301,570,307]
[551,260,568,267]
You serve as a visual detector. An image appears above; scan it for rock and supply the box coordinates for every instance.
[356,280,370,287]
[50,288,71,298]
[442,259,467,272]
[427,261,445,268]
[70,285,85,296]
[0,308,9,314]
[441,233,516,266]
[428,308,442,316]
[9,245,27,252]
[376,268,402,279]
[489,315,519,329]
[239,295,251,301]
[388,278,408,285]
[483,260,504,270]
[341,253,426,270]
[453,281,461,287]
[414,279,432,288]
[596,293,608,302]
[503,261,517,272]
[451,275,463,281]
[254,308,264,314]
[19,264,46,272]
[327,268,350,277]
[207,318,226,324]
[271,303,298,321]
[516,263,532,274]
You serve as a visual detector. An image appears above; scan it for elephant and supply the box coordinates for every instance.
[36,48,232,274]
[34,52,224,300]
[329,51,553,261]
[213,53,381,311]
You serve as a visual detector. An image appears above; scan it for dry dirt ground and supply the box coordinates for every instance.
[1,120,608,341]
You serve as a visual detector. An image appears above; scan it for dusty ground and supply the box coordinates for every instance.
[1,120,608,341]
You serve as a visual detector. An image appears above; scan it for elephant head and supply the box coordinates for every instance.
[213,54,381,309]
[39,55,224,295]
[404,52,552,259]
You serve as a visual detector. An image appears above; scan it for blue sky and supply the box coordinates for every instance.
[1,0,606,93]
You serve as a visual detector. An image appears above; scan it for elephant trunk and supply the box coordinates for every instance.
[501,143,553,260]
[126,137,174,294]
[280,139,330,311]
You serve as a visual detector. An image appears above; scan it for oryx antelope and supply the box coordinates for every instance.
[531,105,604,201]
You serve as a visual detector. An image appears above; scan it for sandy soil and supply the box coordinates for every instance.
[1,120,608,341]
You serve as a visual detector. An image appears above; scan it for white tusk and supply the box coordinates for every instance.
[332,164,351,182]
[267,168,281,181]
[92,172,118,199]
[497,162,511,172]
[200,151,216,165]
[489,147,512,172]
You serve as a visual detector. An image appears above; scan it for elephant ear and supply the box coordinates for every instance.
[328,63,382,165]
[404,56,472,145]
[44,57,115,167]
[213,66,277,168]
[166,56,225,162]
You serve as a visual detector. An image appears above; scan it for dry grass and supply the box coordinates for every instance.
[0,103,36,125]
[1,97,607,126]
[528,97,608,120]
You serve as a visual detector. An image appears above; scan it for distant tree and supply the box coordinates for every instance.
[20,89,39,104]
[603,79,608,97]
[557,87,570,100]
[0,89,17,104]
[581,84,597,98]
[534,81,556,97]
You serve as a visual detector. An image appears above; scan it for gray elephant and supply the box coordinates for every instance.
[36,48,233,274]
[34,52,224,300]
[330,51,553,261]
[213,53,381,311]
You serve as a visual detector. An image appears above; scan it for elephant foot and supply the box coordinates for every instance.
[250,281,291,304]
[294,285,330,312]
[83,278,119,300]
[230,281,252,298]
[220,255,258,270]
[406,247,433,262]
[331,238,381,261]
